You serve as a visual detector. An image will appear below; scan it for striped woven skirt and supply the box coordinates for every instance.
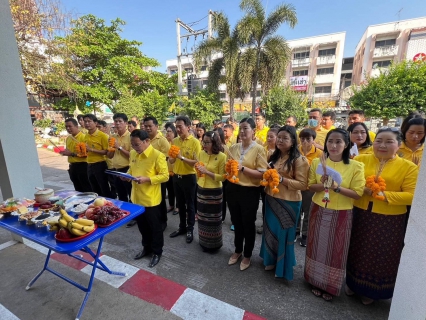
[197,186,223,251]
[304,203,353,296]
[346,205,406,300]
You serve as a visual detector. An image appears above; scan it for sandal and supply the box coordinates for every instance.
[322,293,333,302]
[311,287,322,297]
[345,285,355,296]
[361,297,374,305]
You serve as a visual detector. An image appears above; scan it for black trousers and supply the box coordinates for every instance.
[226,183,261,258]
[166,177,175,207]
[173,174,197,232]
[136,205,163,255]
[87,161,113,198]
[296,190,314,236]
[112,166,132,202]
[160,182,168,224]
[68,162,92,192]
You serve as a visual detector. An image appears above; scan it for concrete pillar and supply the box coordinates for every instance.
[0,0,44,200]
[389,147,426,320]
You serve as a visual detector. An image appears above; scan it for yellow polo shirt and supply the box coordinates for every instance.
[79,127,88,134]
[197,151,226,189]
[225,135,236,148]
[128,145,169,207]
[309,158,365,210]
[255,126,269,144]
[151,132,171,157]
[314,127,328,147]
[228,142,268,187]
[84,129,109,164]
[172,135,201,175]
[66,132,86,164]
[110,130,131,169]
[353,154,418,215]
[398,142,424,164]
[299,145,323,165]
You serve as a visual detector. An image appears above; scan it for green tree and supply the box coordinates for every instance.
[193,12,245,118]
[180,89,223,127]
[238,0,297,117]
[349,60,426,123]
[262,86,308,127]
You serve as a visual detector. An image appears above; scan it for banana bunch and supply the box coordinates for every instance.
[49,209,95,236]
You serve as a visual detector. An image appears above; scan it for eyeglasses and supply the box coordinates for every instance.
[202,141,212,145]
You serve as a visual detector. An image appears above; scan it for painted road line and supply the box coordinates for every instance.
[243,311,267,320]
[170,288,245,320]
[0,303,20,320]
[81,255,139,288]
[51,250,102,271]
[22,239,49,255]
[0,240,17,251]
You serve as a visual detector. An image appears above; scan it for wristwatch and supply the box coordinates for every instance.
[241,166,245,172]
[181,156,185,161]
[118,146,123,151]
[334,186,341,193]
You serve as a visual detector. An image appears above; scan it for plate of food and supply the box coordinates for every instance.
[0,198,35,214]
[54,225,98,242]
[80,203,129,227]
[64,193,98,208]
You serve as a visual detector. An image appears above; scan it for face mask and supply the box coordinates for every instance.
[308,119,318,128]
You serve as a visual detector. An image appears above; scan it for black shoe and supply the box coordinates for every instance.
[134,248,151,260]
[300,235,307,247]
[186,231,193,243]
[148,254,161,268]
[126,220,137,228]
[169,229,186,238]
[172,210,179,215]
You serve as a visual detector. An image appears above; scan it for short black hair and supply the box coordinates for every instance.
[143,116,158,125]
[270,124,281,129]
[299,128,316,140]
[348,109,365,116]
[347,122,372,148]
[65,118,78,126]
[97,120,107,127]
[322,111,336,120]
[212,127,226,144]
[256,112,266,119]
[224,124,234,131]
[76,115,84,121]
[240,117,255,129]
[175,115,191,127]
[309,108,322,116]
[130,129,149,141]
[287,116,297,123]
[128,120,137,127]
[213,119,222,125]
[113,113,128,122]
[83,114,97,122]
[324,128,351,164]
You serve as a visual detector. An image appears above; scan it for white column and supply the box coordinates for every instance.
[389,147,426,320]
[0,0,44,200]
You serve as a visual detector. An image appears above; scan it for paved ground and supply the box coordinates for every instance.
[0,148,391,319]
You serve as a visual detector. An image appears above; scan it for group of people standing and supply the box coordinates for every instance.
[59,109,424,306]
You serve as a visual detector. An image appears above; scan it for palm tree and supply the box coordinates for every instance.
[238,0,297,117]
[193,12,245,119]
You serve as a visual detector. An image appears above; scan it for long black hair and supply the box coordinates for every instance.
[347,122,372,148]
[323,128,351,164]
[269,125,300,172]
[203,131,223,154]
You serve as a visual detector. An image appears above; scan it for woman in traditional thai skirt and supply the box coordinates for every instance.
[304,128,365,301]
[346,127,419,305]
[195,131,226,251]
[259,126,309,279]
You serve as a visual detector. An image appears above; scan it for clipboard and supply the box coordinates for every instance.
[105,170,139,181]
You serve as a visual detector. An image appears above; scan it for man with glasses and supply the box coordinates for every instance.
[191,120,200,131]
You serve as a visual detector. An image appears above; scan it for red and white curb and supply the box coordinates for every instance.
[1,239,266,320]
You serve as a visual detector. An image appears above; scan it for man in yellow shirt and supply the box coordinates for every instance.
[77,114,88,134]
[286,116,298,127]
[321,111,336,131]
[144,116,171,231]
[223,124,236,147]
[59,118,92,192]
[127,129,169,267]
[307,108,328,151]
[169,116,201,243]
[83,114,113,198]
[347,109,376,141]
[255,112,269,144]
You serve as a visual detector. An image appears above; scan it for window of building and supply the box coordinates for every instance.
[202,80,208,86]
[318,48,336,57]
[219,92,226,99]
[200,65,208,71]
[170,69,177,75]
[184,68,193,73]
[375,39,396,48]
[293,51,310,59]
[315,86,332,94]
[344,80,351,88]
[316,67,334,75]
[292,69,308,76]
[372,60,392,68]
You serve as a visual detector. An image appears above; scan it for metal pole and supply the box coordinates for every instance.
[208,10,213,39]
[176,19,182,94]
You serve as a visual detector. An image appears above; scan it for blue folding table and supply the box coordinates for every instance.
[0,197,144,320]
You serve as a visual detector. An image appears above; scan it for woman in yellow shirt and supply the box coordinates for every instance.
[347,122,373,156]
[398,114,425,165]
[346,128,419,305]
[304,129,365,301]
[195,132,226,252]
[259,126,309,279]
[165,123,178,215]
[227,118,268,271]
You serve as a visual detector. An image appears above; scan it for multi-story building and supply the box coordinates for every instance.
[352,16,426,85]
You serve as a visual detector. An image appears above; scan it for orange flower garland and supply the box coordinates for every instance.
[195,162,205,177]
[260,169,280,194]
[76,142,87,157]
[224,159,239,183]
[108,137,116,152]
[169,171,175,177]
[168,145,180,158]
[366,175,386,200]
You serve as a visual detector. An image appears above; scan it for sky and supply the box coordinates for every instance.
[62,0,426,72]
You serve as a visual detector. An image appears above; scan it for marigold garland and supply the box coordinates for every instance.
[169,171,174,177]
[260,169,280,194]
[195,162,205,177]
[76,142,87,157]
[366,175,386,200]
[108,137,116,152]
[168,145,180,158]
[224,159,239,183]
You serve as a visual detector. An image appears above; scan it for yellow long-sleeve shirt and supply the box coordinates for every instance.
[353,154,419,215]
[128,145,169,207]
[309,158,365,210]
[151,132,171,158]
[66,132,87,163]
[197,151,226,189]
